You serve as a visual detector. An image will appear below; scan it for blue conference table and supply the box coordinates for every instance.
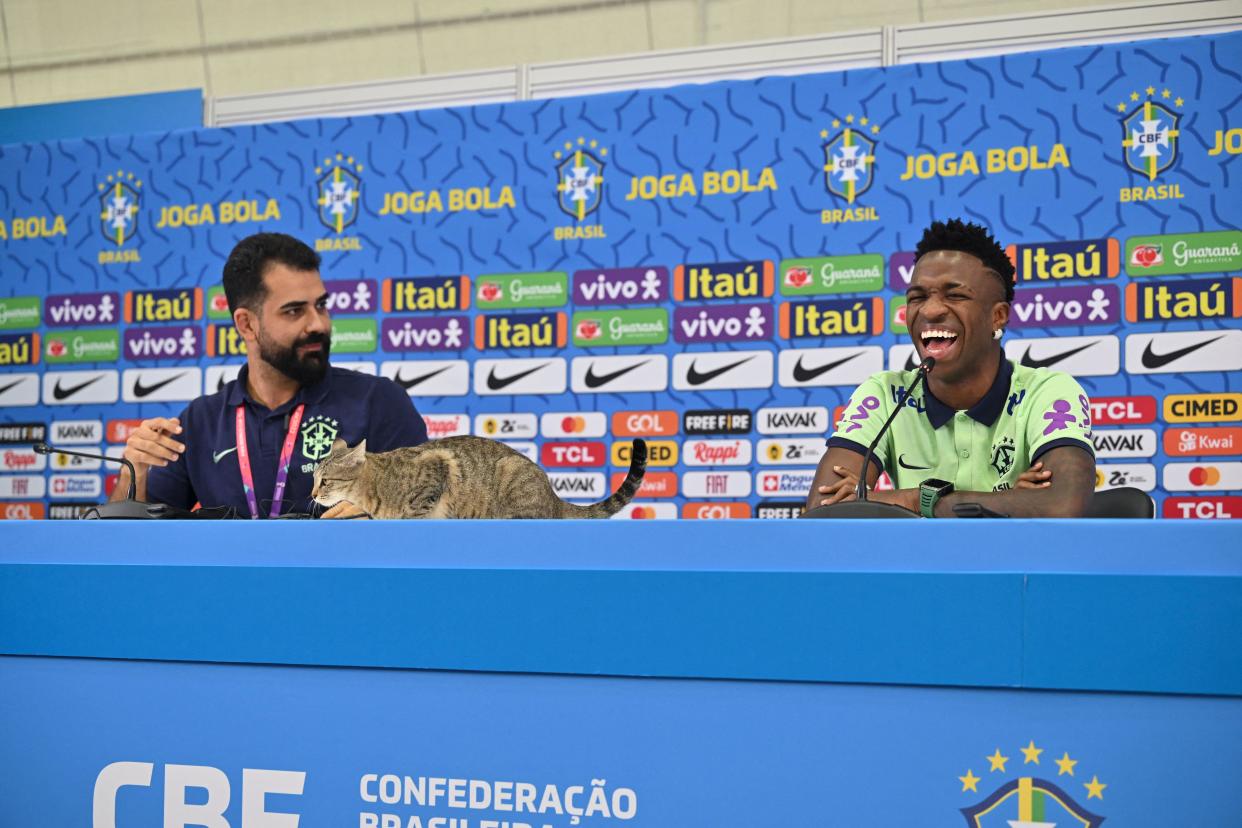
[2,520,1240,826]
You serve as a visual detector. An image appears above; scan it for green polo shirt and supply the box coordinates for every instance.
[827,358,1094,491]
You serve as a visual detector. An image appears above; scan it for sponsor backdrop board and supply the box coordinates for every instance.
[0,32,1240,517]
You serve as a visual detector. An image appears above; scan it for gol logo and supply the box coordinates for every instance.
[0,502,44,520]
[613,410,678,437]
[613,471,678,498]
[612,440,678,467]
[682,502,752,519]
[541,441,606,467]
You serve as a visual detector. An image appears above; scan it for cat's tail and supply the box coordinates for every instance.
[562,438,647,518]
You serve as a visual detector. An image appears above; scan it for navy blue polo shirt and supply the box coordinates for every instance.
[147,365,428,515]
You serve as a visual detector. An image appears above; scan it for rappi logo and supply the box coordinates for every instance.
[684,439,751,466]
[422,414,469,439]
[1089,395,1157,425]
[612,410,678,437]
[613,471,678,498]
[540,441,606,468]
[2,449,38,470]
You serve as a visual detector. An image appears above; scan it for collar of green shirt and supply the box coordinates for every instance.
[923,357,1013,429]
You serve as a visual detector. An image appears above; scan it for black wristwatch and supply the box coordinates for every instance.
[919,478,954,518]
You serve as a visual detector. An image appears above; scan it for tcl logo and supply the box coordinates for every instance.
[682,502,752,519]
[107,418,144,444]
[0,502,44,520]
[1089,396,1156,425]
[93,761,304,828]
[612,440,678,467]
[1163,496,1241,519]
[613,471,678,498]
[612,410,678,437]
[540,441,606,467]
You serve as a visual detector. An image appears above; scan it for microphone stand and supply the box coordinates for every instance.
[34,442,157,519]
[801,357,935,519]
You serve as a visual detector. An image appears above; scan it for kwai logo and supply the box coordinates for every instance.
[820,113,881,224]
[673,260,774,301]
[1009,285,1120,329]
[123,326,203,361]
[1007,238,1120,283]
[955,739,1105,827]
[44,292,118,327]
[124,288,203,324]
[381,317,467,352]
[1164,426,1242,457]
[382,276,469,312]
[674,304,771,343]
[97,170,141,262]
[1116,85,1184,202]
[572,267,668,305]
[1125,230,1242,277]
[1125,276,1242,322]
[553,136,607,241]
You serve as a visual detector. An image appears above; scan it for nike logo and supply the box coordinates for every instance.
[52,375,103,401]
[904,351,919,372]
[1019,341,1096,369]
[792,352,862,383]
[216,375,227,392]
[486,363,548,391]
[583,359,650,389]
[132,372,186,399]
[213,446,238,464]
[1140,336,1223,370]
[898,454,930,470]
[0,378,24,397]
[394,365,451,390]
[685,356,755,386]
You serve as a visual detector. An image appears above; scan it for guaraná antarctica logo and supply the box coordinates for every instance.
[1117,85,1182,181]
[98,169,141,246]
[957,740,1106,827]
[555,136,606,222]
[316,153,364,234]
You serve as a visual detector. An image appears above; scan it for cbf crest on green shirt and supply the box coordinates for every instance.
[827,359,1095,492]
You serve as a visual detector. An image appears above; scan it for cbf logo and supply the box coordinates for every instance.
[1117,86,1182,181]
[822,115,878,203]
[957,740,1105,827]
[555,137,606,222]
[316,154,363,234]
[300,414,341,469]
[98,170,141,246]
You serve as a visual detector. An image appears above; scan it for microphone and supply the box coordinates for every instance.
[801,356,935,520]
[34,442,153,519]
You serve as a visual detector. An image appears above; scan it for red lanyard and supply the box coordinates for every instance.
[235,403,305,519]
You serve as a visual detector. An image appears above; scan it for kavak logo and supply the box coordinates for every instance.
[315,153,363,250]
[381,360,470,397]
[821,114,880,224]
[779,346,882,388]
[474,357,567,396]
[956,740,1104,827]
[1125,330,1242,374]
[757,406,829,435]
[1090,428,1157,459]
[42,370,118,406]
[572,354,668,394]
[97,170,141,262]
[1004,335,1120,376]
[382,276,470,313]
[1116,85,1183,201]
[548,472,607,499]
[51,420,103,445]
[553,136,607,240]
[121,367,202,403]
[672,350,773,391]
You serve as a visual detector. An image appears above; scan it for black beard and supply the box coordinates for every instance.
[257,329,331,385]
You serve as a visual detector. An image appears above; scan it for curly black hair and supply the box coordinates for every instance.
[914,218,1015,303]
[222,232,321,313]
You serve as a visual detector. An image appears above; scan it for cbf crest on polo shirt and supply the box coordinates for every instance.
[828,359,1094,492]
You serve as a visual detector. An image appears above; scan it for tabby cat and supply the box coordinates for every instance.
[311,435,647,519]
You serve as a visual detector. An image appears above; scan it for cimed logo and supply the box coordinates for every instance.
[822,115,879,204]
[1116,86,1182,181]
[958,740,1106,827]
[98,170,141,246]
[555,137,606,221]
[316,154,363,233]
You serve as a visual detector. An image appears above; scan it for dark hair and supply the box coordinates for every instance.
[222,232,321,313]
[914,218,1015,303]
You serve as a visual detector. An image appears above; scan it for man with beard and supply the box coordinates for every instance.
[111,233,428,517]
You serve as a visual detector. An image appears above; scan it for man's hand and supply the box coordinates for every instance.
[111,417,184,502]
[814,465,919,512]
[1015,461,1052,489]
[320,501,372,520]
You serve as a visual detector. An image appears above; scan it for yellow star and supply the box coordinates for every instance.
[870,125,880,134]
[356,165,364,173]
[578,136,586,145]
[1084,775,1106,799]
[819,129,828,139]
[553,151,562,159]
[600,148,608,156]
[1130,91,1140,101]
[986,748,1009,772]
[845,114,855,123]
[135,180,142,188]
[335,153,343,161]
[1145,85,1155,96]
[323,158,332,165]
[1175,97,1184,107]
[347,156,355,165]
[1161,88,1171,98]
[860,116,869,125]
[959,769,980,793]
[97,183,105,191]
[1055,752,1077,776]
[564,141,573,150]
[589,139,598,148]
[1116,102,1127,112]
[832,119,841,128]
[1020,740,1043,764]
[314,167,322,175]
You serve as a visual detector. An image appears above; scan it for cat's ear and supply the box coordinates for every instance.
[330,438,349,456]
[354,439,367,455]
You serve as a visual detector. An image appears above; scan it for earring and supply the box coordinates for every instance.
[993,328,1003,340]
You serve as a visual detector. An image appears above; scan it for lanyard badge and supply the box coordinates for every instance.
[235,403,305,519]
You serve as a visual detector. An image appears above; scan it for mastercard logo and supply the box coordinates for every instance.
[1188,466,1222,486]
[560,415,589,434]
[629,506,657,519]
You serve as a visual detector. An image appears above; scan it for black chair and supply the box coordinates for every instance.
[1086,486,1155,518]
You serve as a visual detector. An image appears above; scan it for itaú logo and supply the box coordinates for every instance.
[93,762,305,827]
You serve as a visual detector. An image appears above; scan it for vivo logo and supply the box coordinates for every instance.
[93,761,305,828]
